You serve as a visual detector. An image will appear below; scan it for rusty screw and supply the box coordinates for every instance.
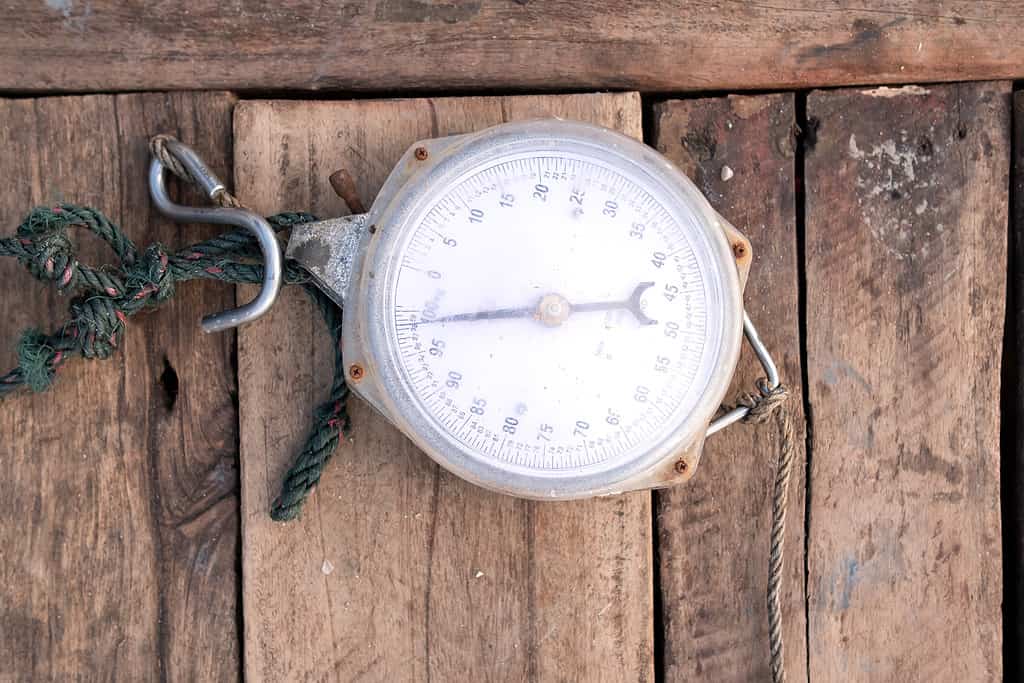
[328,168,367,214]
[732,241,747,260]
[348,363,365,383]
[414,147,429,161]
[674,460,689,475]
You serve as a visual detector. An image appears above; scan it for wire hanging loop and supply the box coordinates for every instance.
[148,136,283,333]
[707,312,781,435]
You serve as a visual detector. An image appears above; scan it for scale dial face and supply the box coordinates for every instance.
[368,124,739,496]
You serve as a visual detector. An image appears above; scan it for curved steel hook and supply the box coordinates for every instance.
[148,139,282,333]
[706,312,781,436]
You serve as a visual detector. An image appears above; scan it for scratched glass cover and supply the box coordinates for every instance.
[389,149,722,475]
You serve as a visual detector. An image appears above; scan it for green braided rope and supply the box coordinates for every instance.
[270,286,350,521]
[0,204,350,521]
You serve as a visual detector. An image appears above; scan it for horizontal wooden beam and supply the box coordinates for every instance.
[1,2,1020,93]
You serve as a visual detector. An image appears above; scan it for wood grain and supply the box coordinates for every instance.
[651,94,807,681]
[234,93,652,682]
[0,2,1022,94]
[0,93,241,680]
[805,82,1009,681]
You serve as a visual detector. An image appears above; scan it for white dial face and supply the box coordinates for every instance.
[387,150,723,476]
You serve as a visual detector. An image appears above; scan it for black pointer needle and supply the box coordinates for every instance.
[432,305,535,323]
[428,282,658,326]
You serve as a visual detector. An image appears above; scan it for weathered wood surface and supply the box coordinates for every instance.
[0,93,240,680]
[805,82,1009,681]
[234,93,653,682]
[2,2,1022,94]
[652,94,807,681]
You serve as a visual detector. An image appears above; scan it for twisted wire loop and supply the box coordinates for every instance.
[722,382,794,683]
[0,165,350,521]
[149,134,243,209]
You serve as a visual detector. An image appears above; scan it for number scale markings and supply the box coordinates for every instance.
[390,152,712,473]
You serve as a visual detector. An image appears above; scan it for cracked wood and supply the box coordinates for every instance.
[0,93,240,681]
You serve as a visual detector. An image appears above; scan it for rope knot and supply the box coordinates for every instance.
[731,380,790,425]
[16,329,59,392]
[69,296,124,359]
[1,197,336,522]
[15,207,78,290]
[124,244,174,304]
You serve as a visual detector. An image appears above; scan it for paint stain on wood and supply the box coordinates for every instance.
[805,81,1008,681]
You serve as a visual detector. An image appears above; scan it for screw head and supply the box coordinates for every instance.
[348,363,365,382]
[414,147,429,161]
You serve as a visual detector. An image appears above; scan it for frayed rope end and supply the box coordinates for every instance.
[16,329,56,392]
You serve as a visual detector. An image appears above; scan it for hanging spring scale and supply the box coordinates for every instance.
[1,120,793,681]
[153,120,785,499]
[154,120,796,683]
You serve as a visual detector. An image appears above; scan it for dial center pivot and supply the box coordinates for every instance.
[536,293,571,327]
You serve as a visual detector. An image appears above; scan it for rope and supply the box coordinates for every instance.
[149,135,243,209]
[0,177,348,522]
[269,285,350,521]
[723,381,794,683]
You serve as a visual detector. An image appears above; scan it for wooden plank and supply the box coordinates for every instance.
[0,93,240,680]
[1,3,1022,94]
[651,95,807,681]
[234,93,652,682]
[805,82,1008,680]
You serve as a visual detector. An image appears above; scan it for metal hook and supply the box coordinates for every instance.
[706,312,782,436]
[148,139,282,334]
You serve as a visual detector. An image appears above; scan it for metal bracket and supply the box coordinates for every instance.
[285,214,370,308]
[706,312,781,436]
